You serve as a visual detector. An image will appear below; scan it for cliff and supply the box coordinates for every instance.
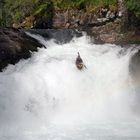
[0,28,44,71]
[0,0,140,44]
[36,6,139,44]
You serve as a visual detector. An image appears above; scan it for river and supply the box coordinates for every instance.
[0,31,140,140]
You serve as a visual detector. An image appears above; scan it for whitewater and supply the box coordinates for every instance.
[0,31,140,140]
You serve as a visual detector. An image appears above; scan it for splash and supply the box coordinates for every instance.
[0,32,139,140]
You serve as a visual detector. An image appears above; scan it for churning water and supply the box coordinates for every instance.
[0,31,140,140]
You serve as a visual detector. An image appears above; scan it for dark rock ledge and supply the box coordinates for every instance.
[0,28,44,71]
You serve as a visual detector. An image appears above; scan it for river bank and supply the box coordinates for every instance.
[0,1,139,71]
[9,1,139,44]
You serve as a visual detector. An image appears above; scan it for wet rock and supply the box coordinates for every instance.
[99,7,109,18]
[10,4,139,44]
[65,22,71,28]
[0,28,44,71]
[52,7,118,30]
[99,33,116,43]
[27,29,82,44]
[83,18,122,44]
[129,49,140,81]
[33,19,51,29]
[53,10,67,27]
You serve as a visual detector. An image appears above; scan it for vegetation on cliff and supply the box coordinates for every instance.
[0,0,53,27]
[0,0,139,26]
[125,0,140,18]
[52,0,117,9]
[0,0,118,26]
[0,0,128,26]
[0,0,139,55]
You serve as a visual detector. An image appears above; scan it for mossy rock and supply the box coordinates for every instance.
[22,16,35,28]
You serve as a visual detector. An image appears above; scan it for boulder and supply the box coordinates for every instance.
[0,28,44,71]
[27,29,82,44]
[129,49,140,81]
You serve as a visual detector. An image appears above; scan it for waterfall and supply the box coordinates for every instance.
[0,30,139,140]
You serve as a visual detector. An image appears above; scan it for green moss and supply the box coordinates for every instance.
[34,2,52,17]
[125,0,140,17]
[2,0,118,26]
[53,0,117,10]
[4,0,40,23]
[32,1,53,26]
[13,11,24,21]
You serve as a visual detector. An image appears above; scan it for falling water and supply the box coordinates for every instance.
[0,31,140,140]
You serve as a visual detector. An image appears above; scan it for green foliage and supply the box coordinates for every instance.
[53,0,117,9]
[3,0,53,25]
[33,1,53,19]
[1,0,140,27]
[125,0,140,17]
[0,0,118,26]
[4,0,40,23]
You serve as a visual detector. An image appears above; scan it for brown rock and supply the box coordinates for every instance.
[65,23,71,28]
[99,33,116,43]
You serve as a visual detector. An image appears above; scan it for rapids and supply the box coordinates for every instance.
[0,30,140,140]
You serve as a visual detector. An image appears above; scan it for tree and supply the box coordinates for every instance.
[0,0,6,26]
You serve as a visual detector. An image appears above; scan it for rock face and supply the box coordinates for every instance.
[53,8,118,29]
[0,28,43,71]
[52,8,125,44]
[27,29,82,44]
[129,49,140,81]
[83,18,123,44]
[12,4,140,44]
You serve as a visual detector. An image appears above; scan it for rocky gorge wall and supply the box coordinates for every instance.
[0,28,44,71]
[13,4,139,44]
[0,0,139,72]
[51,7,139,44]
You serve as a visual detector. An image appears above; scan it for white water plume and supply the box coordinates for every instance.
[0,32,140,140]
